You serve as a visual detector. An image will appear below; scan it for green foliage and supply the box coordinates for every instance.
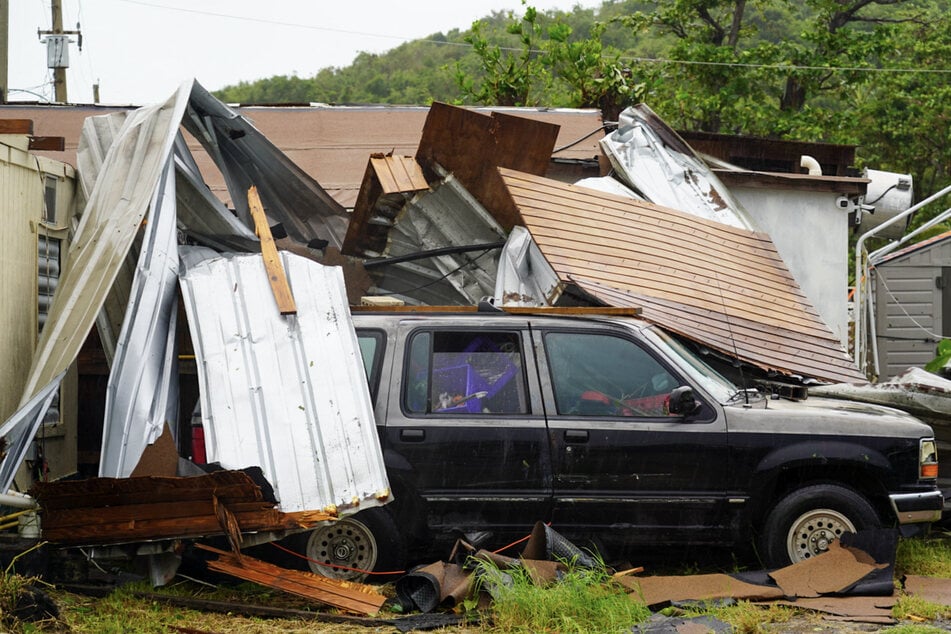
[686,600,796,633]
[924,340,951,374]
[474,558,650,633]
[211,0,951,218]
[895,535,951,577]
[456,7,549,106]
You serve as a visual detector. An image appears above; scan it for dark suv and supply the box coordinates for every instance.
[291,309,942,580]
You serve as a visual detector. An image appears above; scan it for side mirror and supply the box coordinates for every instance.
[669,386,701,417]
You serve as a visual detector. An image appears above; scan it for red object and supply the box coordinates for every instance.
[191,425,207,464]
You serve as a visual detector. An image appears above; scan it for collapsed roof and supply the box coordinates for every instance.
[347,103,863,384]
[2,80,388,517]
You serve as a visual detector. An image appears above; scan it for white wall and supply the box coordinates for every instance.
[729,187,851,348]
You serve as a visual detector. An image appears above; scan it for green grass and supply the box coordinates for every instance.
[895,533,951,578]
[472,558,650,633]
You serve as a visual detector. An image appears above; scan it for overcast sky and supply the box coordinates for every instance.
[10,0,601,106]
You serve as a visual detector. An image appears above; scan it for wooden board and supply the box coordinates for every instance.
[197,544,387,615]
[247,185,297,315]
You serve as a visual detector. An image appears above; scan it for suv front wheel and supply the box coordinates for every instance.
[760,483,880,567]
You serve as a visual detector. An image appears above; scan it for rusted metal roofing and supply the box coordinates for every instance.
[417,102,560,231]
[500,168,865,384]
[3,103,604,209]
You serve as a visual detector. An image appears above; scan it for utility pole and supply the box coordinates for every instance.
[38,0,81,103]
[0,0,8,103]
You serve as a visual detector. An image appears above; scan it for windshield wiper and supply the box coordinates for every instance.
[727,387,762,404]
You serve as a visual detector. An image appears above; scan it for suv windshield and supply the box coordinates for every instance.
[641,326,737,404]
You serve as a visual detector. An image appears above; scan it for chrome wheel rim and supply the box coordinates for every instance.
[306,518,378,581]
[786,508,855,563]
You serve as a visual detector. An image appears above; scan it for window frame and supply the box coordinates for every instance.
[400,327,530,418]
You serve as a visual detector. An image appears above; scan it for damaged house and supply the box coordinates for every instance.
[0,86,944,591]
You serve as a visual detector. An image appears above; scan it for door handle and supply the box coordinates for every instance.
[400,429,425,442]
[564,430,588,443]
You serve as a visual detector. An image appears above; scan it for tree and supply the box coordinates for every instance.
[455,6,549,106]
[543,20,645,121]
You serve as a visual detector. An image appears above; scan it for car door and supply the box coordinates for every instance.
[379,320,552,545]
[533,325,733,548]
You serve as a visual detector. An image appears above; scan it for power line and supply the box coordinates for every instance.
[117,0,433,44]
[115,0,951,77]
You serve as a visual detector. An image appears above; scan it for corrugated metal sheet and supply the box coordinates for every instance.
[501,168,865,384]
[366,173,507,305]
[0,373,65,493]
[99,159,180,478]
[342,154,430,258]
[20,83,192,404]
[182,83,350,249]
[179,249,389,515]
[495,226,562,306]
[600,104,756,230]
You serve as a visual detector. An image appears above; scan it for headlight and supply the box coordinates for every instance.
[920,438,938,479]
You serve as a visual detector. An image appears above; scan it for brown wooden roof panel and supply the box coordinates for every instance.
[576,279,863,383]
[500,168,864,384]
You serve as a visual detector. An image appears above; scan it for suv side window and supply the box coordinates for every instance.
[356,329,385,401]
[545,331,678,417]
[404,330,528,415]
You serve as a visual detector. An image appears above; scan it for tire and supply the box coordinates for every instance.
[759,483,880,568]
[283,507,405,583]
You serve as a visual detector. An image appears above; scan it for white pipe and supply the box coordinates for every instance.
[800,155,822,176]
[0,492,37,509]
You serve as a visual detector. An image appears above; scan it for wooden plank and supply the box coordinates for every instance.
[41,510,302,544]
[42,500,277,528]
[196,544,386,615]
[247,185,297,315]
[31,472,264,510]
[0,119,34,134]
[29,136,66,151]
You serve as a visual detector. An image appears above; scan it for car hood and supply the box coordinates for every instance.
[724,395,934,438]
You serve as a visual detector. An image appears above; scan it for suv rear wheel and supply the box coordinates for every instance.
[760,483,880,567]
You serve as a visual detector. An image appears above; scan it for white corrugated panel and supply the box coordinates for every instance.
[99,158,180,477]
[179,249,389,515]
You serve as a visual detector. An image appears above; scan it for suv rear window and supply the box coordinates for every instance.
[404,330,528,415]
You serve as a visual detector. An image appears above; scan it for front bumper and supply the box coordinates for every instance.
[889,490,945,524]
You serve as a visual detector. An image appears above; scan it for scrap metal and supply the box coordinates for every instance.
[179,249,389,515]
[600,104,756,230]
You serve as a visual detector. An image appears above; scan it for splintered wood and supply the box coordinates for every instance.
[29,471,333,545]
[196,544,386,615]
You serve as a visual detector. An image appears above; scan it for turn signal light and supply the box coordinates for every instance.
[921,463,939,479]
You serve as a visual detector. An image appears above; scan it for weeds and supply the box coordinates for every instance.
[895,534,951,578]
[472,558,650,633]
